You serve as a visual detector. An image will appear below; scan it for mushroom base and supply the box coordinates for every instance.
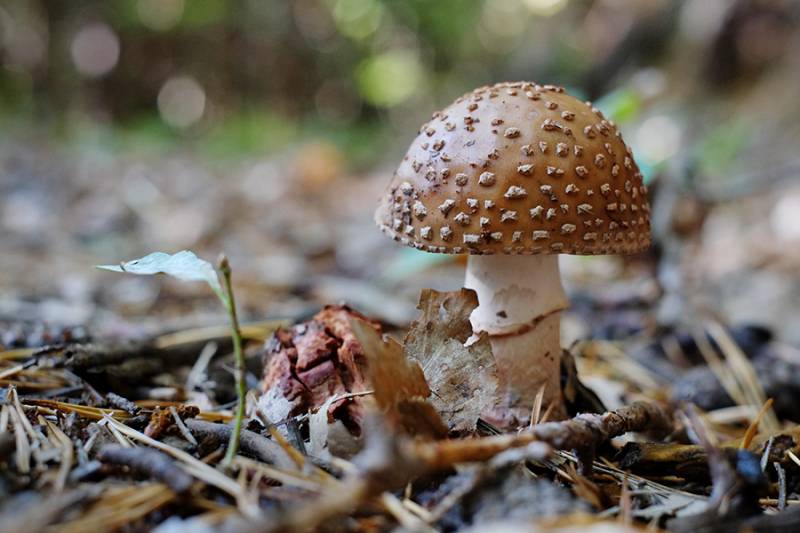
[464,254,569,422]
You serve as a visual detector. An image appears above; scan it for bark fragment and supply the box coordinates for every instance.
[260,305,378,430]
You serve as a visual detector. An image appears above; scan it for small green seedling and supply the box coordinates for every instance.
[98,250,246,467]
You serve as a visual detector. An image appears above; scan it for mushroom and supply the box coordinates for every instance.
[375,81,651,421]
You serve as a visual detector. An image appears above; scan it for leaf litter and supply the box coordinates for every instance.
[3,282,800,532]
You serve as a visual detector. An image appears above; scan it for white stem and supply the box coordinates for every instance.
[464,254,568,420]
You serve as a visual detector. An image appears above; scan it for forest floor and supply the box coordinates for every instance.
[2,140,800,532]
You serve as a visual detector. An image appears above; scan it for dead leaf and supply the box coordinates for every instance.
[350,318,429,408]
[349,318,446,438]
[404,289,501,432]
[308,395,362,459]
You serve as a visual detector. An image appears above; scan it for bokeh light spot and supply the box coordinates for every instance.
[523,0,569,17]
[70,23,120,78]
[137,0,185,31]
[636,115,681,165]
[356,50,422,107]
[479,0,527,53]
[1,8,48,71]
[771,193,800,242]
[331,0,384,41]
[157,76,206,129]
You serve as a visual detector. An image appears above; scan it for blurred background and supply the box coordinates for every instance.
[1,0,800,349]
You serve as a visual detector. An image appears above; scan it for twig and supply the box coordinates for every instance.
[775,462,787,511]
[105,392,140,415]
[183,419,295,470]
[62,369,104,404]
[61,341,152,370]
[170,406,198,446]
[787,450,800,468]
[97,444,194,493]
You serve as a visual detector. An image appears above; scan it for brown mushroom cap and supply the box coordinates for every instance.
[375,81,651,255]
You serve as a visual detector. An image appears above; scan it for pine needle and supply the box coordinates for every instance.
[43,419,74,491]
[530,384,546,427]
[153,319,288,349]
[268,426,306,470]
[8,406,31,473]
[102,415,258,516]
[23,399,131,421]
[740,398,774,450]
[232,456,321,492]
[787,450,800,468]
[706,321,780,433]
[0,362,31,380]
[380,493,437,533]
[0,347,37,360]
[53,483,176,533]
[619,471,632,525]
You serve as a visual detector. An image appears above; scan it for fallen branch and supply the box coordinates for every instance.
[97,444,193,493]
[414,401,673,473]
[61,341,153,370]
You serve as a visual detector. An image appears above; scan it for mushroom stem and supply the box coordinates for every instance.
[464,254,568,421]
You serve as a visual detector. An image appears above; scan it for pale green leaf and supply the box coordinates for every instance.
[97,251,223,299]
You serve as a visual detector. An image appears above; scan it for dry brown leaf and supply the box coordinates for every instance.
[308,395,362,459]
[349,318,446,438]
[404,289,501,432]
[350,318,429,408]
